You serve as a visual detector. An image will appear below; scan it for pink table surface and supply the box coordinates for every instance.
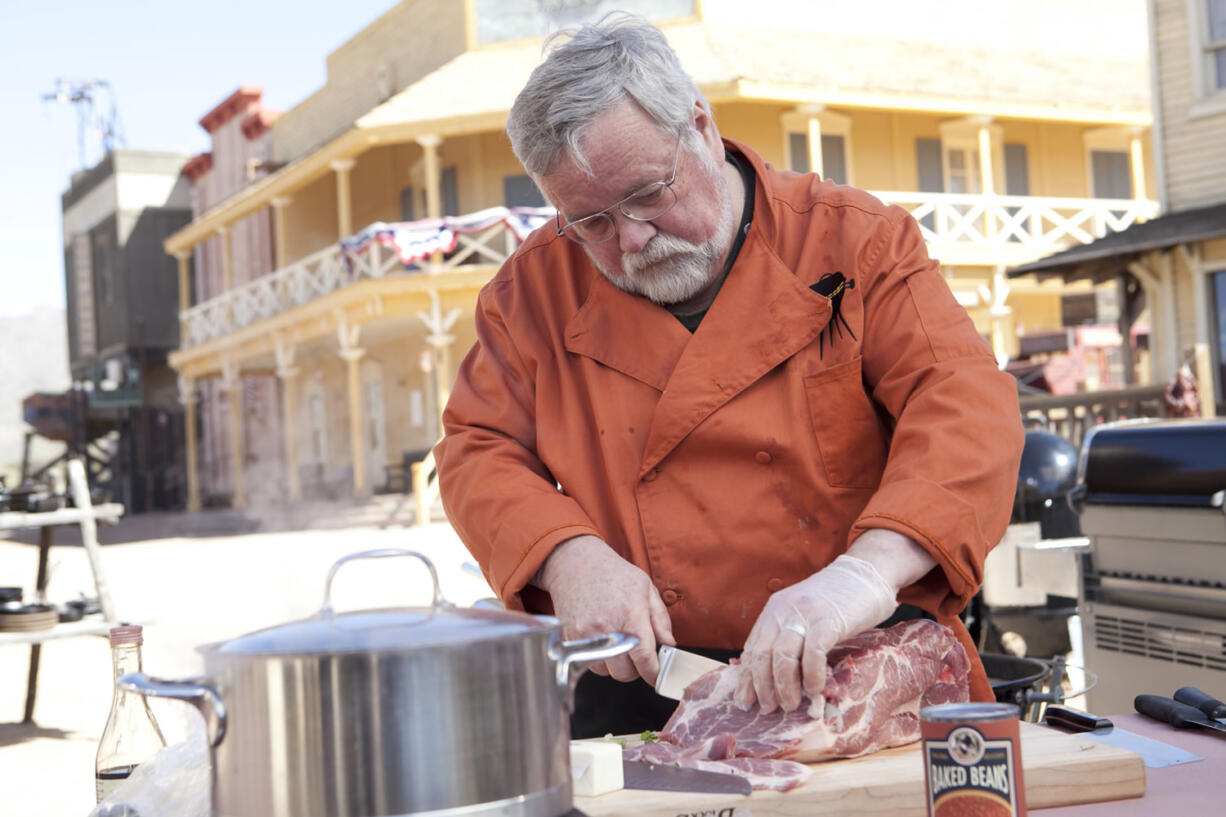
[1036,712,1226,815]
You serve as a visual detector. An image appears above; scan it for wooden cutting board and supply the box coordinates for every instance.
[575,723,1145,816]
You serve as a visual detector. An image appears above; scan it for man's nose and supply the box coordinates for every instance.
[614,213,657,254]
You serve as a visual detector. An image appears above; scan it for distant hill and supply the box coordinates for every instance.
[0,307,70,485]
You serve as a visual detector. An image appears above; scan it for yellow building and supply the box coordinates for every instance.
[164,0,1158,511]
[1012,0,1226,413]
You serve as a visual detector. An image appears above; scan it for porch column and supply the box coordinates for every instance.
[417,135,442,219]
[419,290,461,425]
[221,361,246,509]
[331,159,355,240]
[1128,128,1148,204]
[341,348,367,497]
[178,375,201,512]
[275,338,300,502]
[175,251,191,344]
[976,118,997,240]
[271,196,291,269]
[219,226,233,292]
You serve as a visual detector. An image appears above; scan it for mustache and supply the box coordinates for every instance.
[621,234,702,276]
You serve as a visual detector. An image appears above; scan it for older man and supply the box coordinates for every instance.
[434,12,1023,737]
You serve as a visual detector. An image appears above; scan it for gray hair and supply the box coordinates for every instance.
[506,11,710,178]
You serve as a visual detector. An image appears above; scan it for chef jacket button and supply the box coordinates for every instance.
[662,589,679,605]
[755,450,772,464]
[766,577,784,591]
[643,468,659,482]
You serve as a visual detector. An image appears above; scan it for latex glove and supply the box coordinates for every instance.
[734,554,898,714]
[539,534,676,684]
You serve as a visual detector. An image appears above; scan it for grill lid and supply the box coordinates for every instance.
[1076,418,1226,507]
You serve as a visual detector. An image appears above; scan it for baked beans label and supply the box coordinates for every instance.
[924,725,1019,817]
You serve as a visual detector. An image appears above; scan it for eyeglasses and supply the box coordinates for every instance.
[555,134,684,245]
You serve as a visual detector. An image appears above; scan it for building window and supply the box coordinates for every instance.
[503,174,546,207]
[781,109,853,185]
[1090,151,1133,199]
[93,230,114,305]
[945,147,981,194]
[1205,0,1226,91]
[1213,269,1226,408]
[309,391,328,464]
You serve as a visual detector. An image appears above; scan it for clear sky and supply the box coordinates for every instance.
[0,0,401,318]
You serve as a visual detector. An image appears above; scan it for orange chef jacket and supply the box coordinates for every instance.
[435,140,1025,702]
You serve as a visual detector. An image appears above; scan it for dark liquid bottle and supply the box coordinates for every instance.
[95,626,165,803]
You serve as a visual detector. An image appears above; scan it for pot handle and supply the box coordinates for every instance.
[550,632,639,713]
[119,673,227,748]
[320,548,450,614]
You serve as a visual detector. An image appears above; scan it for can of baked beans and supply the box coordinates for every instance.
[920,702,1026,817]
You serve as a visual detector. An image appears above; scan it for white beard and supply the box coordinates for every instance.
[589,162,736,307]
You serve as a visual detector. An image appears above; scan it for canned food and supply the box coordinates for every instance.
[920,702,1026,817]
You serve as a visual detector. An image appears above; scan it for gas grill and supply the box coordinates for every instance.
[1073,418,1226,714]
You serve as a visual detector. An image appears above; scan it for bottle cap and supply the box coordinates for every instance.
[109,625,143,646]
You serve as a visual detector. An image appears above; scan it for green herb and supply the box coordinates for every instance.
[639,730,659,743]
[602,733,626,748]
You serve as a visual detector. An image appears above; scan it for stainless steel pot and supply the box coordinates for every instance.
[121,549,635,817]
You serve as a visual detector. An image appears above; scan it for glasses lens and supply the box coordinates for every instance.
[621,183,676,222]
[564,214,616,244]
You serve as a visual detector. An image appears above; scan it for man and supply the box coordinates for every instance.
[434,12,1023,737]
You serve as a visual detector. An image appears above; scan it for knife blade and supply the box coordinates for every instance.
[1043,705,1203,768]
[1173,686,1226,723]
[622,760,753,795]
[655,645,727,700]
[1135,694,1226,737]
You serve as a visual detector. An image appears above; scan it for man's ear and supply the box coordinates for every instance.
[692,101,724,162]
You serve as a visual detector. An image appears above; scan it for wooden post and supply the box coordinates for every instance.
[806,115,823,179]
[418,135,443,269]
[277,364,301,501]
[1129,129,1148,205]
[332,159,356,241]
[222,363,246,509]
[176,251,191,345]
[180,375,201,512]
[271,196,291,270]
[978,120,996,240]
[341,348,367,497]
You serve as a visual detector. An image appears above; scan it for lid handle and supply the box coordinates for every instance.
[320,549,450,615]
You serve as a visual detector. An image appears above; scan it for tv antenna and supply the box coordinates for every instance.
[41,78,125,170]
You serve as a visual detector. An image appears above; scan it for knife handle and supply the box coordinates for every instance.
[1174,686,1226,720]
[1135,694,1208,727]
[1044,706,1112,732]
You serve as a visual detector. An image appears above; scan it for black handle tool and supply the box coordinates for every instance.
[1136,694,1226,736]
[1173,687,1226,722]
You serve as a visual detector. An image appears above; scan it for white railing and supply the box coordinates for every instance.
[180,209,545,348]
[179,195,1159,349]
[873,191,1159,256]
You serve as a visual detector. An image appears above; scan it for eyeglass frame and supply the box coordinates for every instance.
[553,132,685,244]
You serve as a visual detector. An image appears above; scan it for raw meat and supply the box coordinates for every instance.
[623,619,970,791]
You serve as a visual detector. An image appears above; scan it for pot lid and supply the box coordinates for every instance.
[215,604,554,656]
[212,549,555,656]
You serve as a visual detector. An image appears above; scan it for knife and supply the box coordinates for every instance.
[1043,705,1203,768]
[655,645,726,700]
[623,760,753,795]
[1135,694,1226,737]
[1173,686,1226,723]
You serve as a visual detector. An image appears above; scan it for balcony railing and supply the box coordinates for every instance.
[874,191,1159,263]
[1019,385,1167,449]
[179,194,1159,349]
[180,207,551,348]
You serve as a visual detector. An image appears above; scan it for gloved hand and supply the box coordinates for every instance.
[539,534,676,684]
[734,553,898,714]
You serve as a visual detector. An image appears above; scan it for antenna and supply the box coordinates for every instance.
[41,78,126,170]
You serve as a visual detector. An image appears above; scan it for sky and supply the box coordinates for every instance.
[0,0,401,318]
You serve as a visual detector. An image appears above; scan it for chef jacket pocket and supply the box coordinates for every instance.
[803,357,888,488]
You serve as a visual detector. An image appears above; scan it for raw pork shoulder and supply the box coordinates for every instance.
[623,619,970,791]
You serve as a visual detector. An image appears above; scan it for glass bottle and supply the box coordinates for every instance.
[95,625,166,804]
